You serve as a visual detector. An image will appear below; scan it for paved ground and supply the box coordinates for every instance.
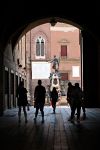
[0,106,100,150]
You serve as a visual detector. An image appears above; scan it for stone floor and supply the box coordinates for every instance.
[0,105,100,150]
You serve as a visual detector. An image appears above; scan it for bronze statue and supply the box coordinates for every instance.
[50,55,60,70]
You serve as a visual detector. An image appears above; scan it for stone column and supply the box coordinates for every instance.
[98,44,100,107]
[26,31,32,104]
[0,51,4,116]
[82,30,98,107]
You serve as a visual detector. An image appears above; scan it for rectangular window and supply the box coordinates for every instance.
[72,66,80,77]
[61,45,67,58]
[61,73,68,80]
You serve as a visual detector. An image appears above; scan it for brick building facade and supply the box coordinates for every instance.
[3,22,81,108]
[20,22,81,101]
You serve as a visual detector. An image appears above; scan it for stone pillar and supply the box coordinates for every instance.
[98,44,100,107]
[82,31,98,107]
[26,31,32,104]
[0,51,4,116]
[79,30,83,90]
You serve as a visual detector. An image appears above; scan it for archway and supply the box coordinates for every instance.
[12,17,83,106]
[1,16,99,117]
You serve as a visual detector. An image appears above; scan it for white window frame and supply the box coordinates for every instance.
[35,36,45,59]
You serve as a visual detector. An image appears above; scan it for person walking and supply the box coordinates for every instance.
[70,83,82,123]
[67,82,74,121]
[16,81,28,123]
[50,87,58,113]
[74,86,86,120]
[67,82,74,108]
[77,89,86,120]
[34,80,46,123]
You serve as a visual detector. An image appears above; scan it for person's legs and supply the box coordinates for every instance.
[18,106,21,123]
[70,106,76,122]
[34,104,39,120]
[82,106,86,119]
[77,106,81,123]
[23,106,27,123]
[81,101,86,119]
[68,99,73,121]
[52,100,55,113]
[40,103,44,122]
[53,101,56,113]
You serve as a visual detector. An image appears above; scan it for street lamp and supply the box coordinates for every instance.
[50,17,57,26]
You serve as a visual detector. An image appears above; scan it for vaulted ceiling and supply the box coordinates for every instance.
[0,1,99,50]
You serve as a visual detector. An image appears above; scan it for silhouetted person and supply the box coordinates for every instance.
[75,88,86,120]
[67,82,74,108]
[50,87,58,113]
[16,81,28,123]
[67,82,74,121]
[34,80,46,123]
[80,90,86,119]
[70,83,82,123]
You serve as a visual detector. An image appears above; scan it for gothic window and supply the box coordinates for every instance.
[36,37,45,59]
[41,39,44,56]
[36,39,40,56]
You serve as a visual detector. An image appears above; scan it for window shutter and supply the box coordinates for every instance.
[61,45,67,56]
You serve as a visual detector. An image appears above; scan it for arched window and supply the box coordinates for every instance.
[35,36,45,59]
[36,39,40,56]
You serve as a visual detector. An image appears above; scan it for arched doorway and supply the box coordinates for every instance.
[2,16,99,117]
[13,17,83,106]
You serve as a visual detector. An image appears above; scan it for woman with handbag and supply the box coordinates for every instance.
[51,87,58,113]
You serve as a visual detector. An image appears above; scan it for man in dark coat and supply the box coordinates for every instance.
[34,80,46,123]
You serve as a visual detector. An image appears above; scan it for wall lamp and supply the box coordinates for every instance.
[50,17,57,26]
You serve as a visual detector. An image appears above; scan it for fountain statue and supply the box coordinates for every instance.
[49,55,61,92]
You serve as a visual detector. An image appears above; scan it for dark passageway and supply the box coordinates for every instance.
[0,1,100,150]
